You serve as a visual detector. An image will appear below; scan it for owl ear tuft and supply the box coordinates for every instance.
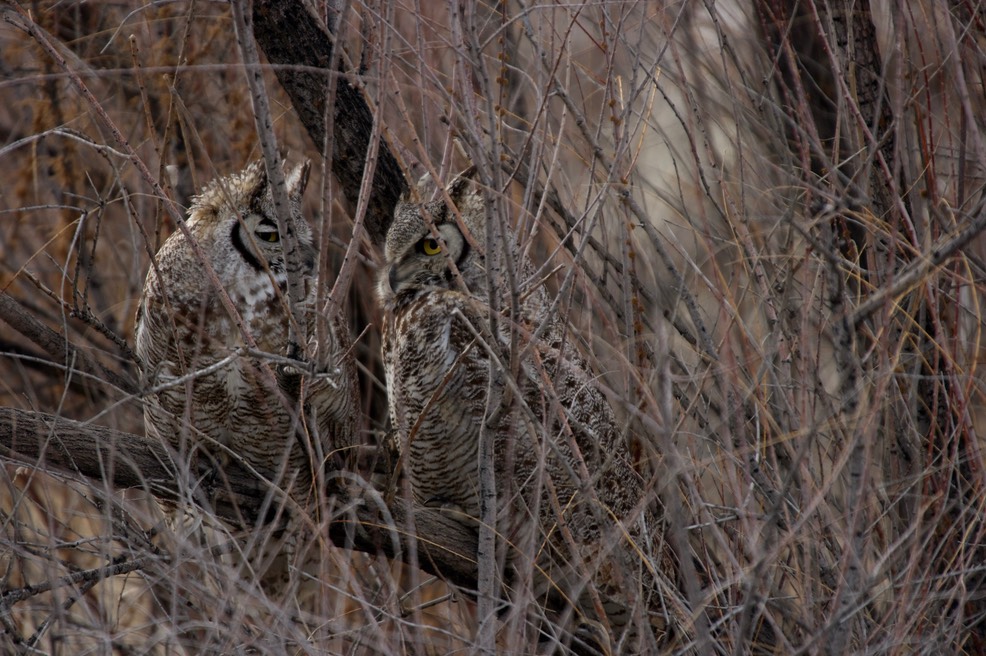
[404,165,483,206]
[285,159,311,202]
[446,165,479,202]
[248,158,269,189]
[445,165,486,218]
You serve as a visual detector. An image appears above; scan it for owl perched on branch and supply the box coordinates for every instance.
[377,168,672,654]
[135,159,359,599]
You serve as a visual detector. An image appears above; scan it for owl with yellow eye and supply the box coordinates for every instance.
[377,168,666,653]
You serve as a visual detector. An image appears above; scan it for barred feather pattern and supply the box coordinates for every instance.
[135,160,359,603]
[378,169,676,653]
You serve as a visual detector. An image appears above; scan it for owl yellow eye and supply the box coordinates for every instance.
[255,221,280,243]
[420,237,442,256]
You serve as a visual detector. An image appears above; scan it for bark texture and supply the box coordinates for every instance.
[252,0,407,246]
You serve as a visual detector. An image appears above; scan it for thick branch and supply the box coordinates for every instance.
[0,407,479,591]
[252,0,407,246]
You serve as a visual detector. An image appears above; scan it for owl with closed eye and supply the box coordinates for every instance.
[135,159,359,600]
[377,168,671,653]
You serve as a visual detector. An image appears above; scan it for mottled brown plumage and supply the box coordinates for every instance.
[135,160,359,600]
[377,169,668,653]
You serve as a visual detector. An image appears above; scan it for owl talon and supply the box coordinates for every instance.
[276,355,311,398]
[423,495,459,511]
[422,497,478,527]
[199,453,228,504]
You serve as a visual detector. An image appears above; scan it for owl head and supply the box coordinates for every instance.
[188,159,314,281]
[378,167,492,308]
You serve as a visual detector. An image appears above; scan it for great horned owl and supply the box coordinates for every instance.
[377,168,667,653]
[135,159,359,598]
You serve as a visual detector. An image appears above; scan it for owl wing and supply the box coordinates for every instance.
[483,314,683,654]
[385,291,498,520]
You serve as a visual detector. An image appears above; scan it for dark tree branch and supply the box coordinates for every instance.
[251,0,407,246]
[0,407,481,592]
[0,292,137,396]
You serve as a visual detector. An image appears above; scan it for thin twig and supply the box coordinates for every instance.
[229,0,309,352]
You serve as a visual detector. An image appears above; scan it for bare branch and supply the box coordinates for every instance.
[0,292,137,396]
[0,407,481,592]
[230,0,309,351]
